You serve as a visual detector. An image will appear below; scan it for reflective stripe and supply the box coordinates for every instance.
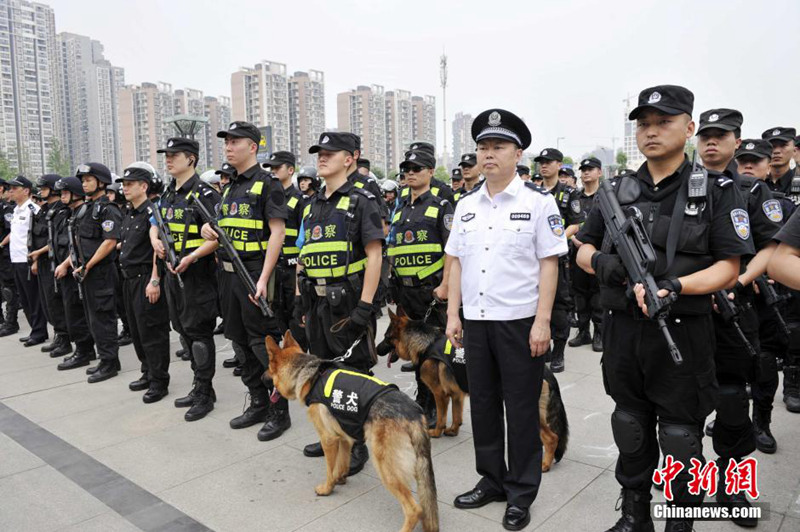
[167,223,199,233]
[285,228,298,237]
[454,193,461,202]
[324,368,389,397]
[282,246,300,255]
[219,218,264,229]
[303,204,311,218]
[392,212,401,223]
[232,240,269,252]
[424,206,439,218]
[386,243,443,256]
[395,256,444,279]
[354,182,364,189]
[174,239,204,251]
[431,187,439,196]
[444,340,452,355]
[304,258,367,279]
[401,187,409,197]
[301,241,351,254]
[287,197,298,209]
[336,196,350,210]
[250,181,264,195]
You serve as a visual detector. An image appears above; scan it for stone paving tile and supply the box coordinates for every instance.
[56,512,143,532]
[0,431,45,479]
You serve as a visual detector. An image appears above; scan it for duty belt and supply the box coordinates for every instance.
[309,276,361,297]
[221,258,263,274]
[120,264,152,280]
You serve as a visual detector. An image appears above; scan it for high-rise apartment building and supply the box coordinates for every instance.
[288,70,324,167]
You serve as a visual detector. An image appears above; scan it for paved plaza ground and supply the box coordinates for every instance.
[1,312,799,531]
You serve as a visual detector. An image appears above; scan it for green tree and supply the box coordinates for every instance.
[434,165,449,182]
[684,140,696,159]
[47,139,71,176]
[563,156,574,165]
[0,150,15,182]
[388,170,398,181]
[616,149,628,170]
[372,167,385,180]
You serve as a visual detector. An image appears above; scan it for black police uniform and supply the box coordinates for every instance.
[577,159,752,517]
[159,173,220,401]
[0,195,20,334]
[276,183,305,334]
[772,208,800,413]
[32,200,70,351]
[120,197,171,394]
[217,163,286,404]
[113,197,132,344]
[73,194,122,370]
[570,185,603,344]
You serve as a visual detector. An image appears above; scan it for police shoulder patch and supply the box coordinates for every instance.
[547,214,565,237]
[101,220,115,233]
[570,199,581,213]
[443,214,453,231]
[762,199,783,223]
[730,208,750,240]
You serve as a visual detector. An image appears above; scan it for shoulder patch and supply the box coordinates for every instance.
[715,177,734,188]
[523,181,549,195]
[762,199,783,223]
[730,208,750,240]
[352,187,375,200]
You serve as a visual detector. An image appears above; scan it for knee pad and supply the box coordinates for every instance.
[192,341,211,367]
[611,409,651,455]
[658,423,703,465]
[715,384,749,426]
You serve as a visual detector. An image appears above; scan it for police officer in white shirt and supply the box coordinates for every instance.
[445,109,567,531]
[0,176,48,345]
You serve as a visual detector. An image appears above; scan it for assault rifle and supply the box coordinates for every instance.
[147,203,184,288]
[714,289,757,357]
[66,216,83,300]
[755,274,790,338]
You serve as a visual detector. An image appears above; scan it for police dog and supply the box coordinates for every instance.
[380,308,569,472]
[265,331,439,532]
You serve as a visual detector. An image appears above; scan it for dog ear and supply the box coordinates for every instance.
[265,335,279,358]
[396,305,407,318]
[284,329,298,349]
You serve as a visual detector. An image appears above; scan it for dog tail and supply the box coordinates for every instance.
[544,366,570,462]
[411,421,439,532]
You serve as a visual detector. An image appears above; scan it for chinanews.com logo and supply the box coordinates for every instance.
[650,456,767,522]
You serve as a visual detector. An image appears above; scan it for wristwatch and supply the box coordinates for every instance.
[150,278,160,287]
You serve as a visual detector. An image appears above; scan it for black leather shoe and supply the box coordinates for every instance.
[213,322,225,335]
[454,487,506,509]
[348,441,369,476]
[49,340,73,358]
[175,348,186,359]
[87,361,119,383]
[704,420,714,438]
[753,410,777,454]
[143,388,168,404]
[303,441,324,457]
[233,366,243,376]
[400,362,415,372]
[57,353,94,371]
[174,388,196,408]
[568,328,591,347]
[41,338,59,352]
[0,323,20,337]
[257,408,291,441]
[24,336,47,347]
[117,332,132,347]
[18,335,30,343]
[592,329,603,352]
[185,389,214,422]
[229,397,269,429]
[222,357,238,368]
[502,505,531,531]
[129,375,149,391]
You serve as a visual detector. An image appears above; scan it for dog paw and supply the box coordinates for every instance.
[541,462,551,472]
[443,427,459,437]
[315,484,334,496]
[427,429,443,438]
[336,476,347,485]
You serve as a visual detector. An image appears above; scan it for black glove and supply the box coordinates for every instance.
[592,252,626,287]
[292,296,305,324]
[657,277,682,295]
[349,301,374,334]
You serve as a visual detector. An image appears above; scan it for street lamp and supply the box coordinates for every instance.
[165,114,209,140]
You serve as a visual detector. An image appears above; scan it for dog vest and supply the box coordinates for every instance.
[305,365,399,441]
[417,336,469,394]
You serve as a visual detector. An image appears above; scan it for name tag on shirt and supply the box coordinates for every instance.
[509,212,531,221]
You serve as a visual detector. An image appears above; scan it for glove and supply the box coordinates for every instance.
[292,296,305,324]
[657,277,682,295]
[592,252,626,287]
[349,301,374,334]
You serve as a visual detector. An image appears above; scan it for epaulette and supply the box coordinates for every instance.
[202,188,215,197]
[352,187,375,200]
[458,186,481,200]
[714,176,734,188]
[439,198,451,207]
[524,181,550,195]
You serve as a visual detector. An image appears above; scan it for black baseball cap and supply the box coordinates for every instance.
[263,151,296,168]
[735,139,773,160]
[7,175,33,189]
[532,173,543,181]
[119,166,153,184]
[408,142,435,157]
[451,168,463,180]
[458,153,477,167]
[399,150,436,170]
[628,85,694,120]
[356,158,371,170]
[579,157,602,170]
[309,132,359,155]
[762,127,796,144]
[697,109,743,135]
[471,108,531,150]
[516,164,531,176]
[534,148,563,163]
[157,137,199,156]
[558,167,575,178]
[215,163,235,176]
[76,162,113,184]
[217,121,262,145]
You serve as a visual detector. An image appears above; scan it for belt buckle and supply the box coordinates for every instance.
[314,285,326,297]
[223,261,235,273]
[315,278,327,286]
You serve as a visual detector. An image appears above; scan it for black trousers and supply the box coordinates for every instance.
[115,262,129,334]
[465,316,543,508]
[274,262,297,334]
[12,262,47,340]
[81,261,118,362]
[394,282,446,329]
[0,253,19,316]
[123,273,171,389]
[220,266,282,404]
[603,311,717,492]
[751,301,787,417]
[58,273,94,353]
[551,259,571,342]
[571,261,602,330]
[164,258,217,385]
[36,257,68,337]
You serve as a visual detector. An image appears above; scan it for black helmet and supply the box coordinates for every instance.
[297,166,320,190]
[76,162,113,184]
[106,182,123,195]
[36,174,62,190]
[55,176,86,198]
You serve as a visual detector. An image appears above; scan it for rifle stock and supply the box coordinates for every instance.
[147,203,184,289]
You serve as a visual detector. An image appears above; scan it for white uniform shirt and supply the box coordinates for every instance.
[445,175,568,321]
[10,199,38,264]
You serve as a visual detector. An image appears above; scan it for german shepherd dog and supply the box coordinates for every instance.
[266,331,439,532]
[380,308,570,472]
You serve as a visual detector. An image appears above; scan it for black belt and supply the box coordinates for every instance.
[120,264,152,279]
[220,258,263,273]
[396,276,437,288]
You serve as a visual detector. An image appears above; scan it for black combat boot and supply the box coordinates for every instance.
[229,394,269,429]
[604,488,654,532]
[41,337,59,352]
[752,409,776,454]
[257,400,291,441]
[550,340,566,373]
[50,335,73,358]
[592,327,603,352]
[222,356,238,368]
[568,327,591,347]
[782,366,800,413]
[0,312,19,336]
[348,441,370,476]
[87,359,120,383]
[185,384,214,421]
[416,385,437,429]
[716,457,758,528]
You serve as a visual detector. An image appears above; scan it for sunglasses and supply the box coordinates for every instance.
[404,166,425,174]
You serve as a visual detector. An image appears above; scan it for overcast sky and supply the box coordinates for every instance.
[49,0,800,162]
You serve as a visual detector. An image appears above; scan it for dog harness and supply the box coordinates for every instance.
[417,336,469,393]
[305,364,399,441]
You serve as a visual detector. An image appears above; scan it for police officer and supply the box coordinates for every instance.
[516,164,532,181]
[216,162,235,189]
[569,157,604,352]
[71,163,123,382]
[200,170,222,194]
[0,179,21,336]
[53,176,97,370]
[535,148,582,372]
[531,173,543,186]
[106,181,132,347]
[152,137,220,421]
[297,166,320,200]
[558,167,577,188]
[457,153,482,196]
[451,167,464,192]
[398,142,455,205]
[697,109,774,526]
[576,85,752,532]
[762,127,797,197]
[202,122,289,441]
[381,178,399,208]
[29,174,72,357]
[118,163,171,403]
[445,109,566,531]
[295,131,385,475]
[356,158,371,176]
